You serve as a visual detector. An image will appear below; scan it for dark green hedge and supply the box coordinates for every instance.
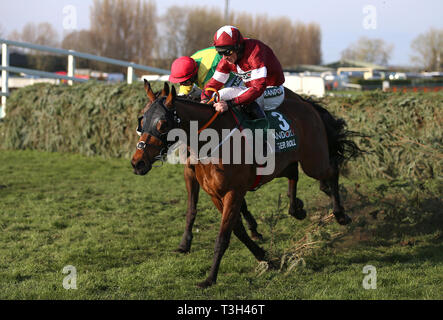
[320,91,442,180]
[1,83,441,180]
[0,81,172,159]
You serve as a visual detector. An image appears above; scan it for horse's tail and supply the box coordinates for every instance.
[300,96,365,168]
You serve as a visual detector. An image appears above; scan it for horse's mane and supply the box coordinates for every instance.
[176,95,206,105]
[175,96,224,115]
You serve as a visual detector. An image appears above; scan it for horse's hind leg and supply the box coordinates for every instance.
[177,163,200,253]
[240,199,263,241]
[286,162,306,220]
[233,214,266,262]
[320,165,351,225]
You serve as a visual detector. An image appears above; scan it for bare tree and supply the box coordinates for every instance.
[20,22,60,47]
[89,0,157,70]
[159,7,323,69]
[8,30,22,41]
[304,23,322,65]
[156,6,188,68]
[230,11,255,37]
[62,30,94,53]
[410,28,443,71]
[7,22,60,70]
[341,37,393,66]
[61,30,96,68]
[182,7,224,56]
[232,13,322,67]
[131,0,158,66]
[85,3,322,70]
[158,6,224,67]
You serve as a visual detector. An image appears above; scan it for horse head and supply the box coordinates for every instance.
[131,80,178,175]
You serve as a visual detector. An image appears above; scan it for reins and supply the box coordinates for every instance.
[198,88,221,134]
[138,88,224,166]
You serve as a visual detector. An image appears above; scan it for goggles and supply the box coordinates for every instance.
[217,48,235,56]
[180,78,194,86]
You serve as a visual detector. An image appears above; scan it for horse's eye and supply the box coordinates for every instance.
[157,120,167,132]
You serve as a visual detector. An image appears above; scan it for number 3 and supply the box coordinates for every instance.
[271,112,290,131]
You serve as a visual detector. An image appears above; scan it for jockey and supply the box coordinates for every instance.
[201,25,285,119]
[169,47,242,100]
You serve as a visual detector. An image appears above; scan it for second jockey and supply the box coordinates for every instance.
[169,47,242,100]
[202,25,285,119]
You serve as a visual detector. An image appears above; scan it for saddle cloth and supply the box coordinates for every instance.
[229,106,298,154]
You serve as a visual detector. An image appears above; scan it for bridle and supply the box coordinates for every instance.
[136,97,181,166]
[135,89,221,167]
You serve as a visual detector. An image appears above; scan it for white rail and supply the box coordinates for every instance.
[0,38,170,118]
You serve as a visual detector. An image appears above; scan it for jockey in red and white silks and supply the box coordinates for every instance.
[201,25,285,116]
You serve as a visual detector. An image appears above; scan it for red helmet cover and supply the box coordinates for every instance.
[169,56,198,83]
[213,25,244,48]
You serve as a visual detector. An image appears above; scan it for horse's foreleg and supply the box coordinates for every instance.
[320,165,351,225]
[177,164,200,253]
[240,199,263,241]
[286,162,306,220]
[197,192,242,289]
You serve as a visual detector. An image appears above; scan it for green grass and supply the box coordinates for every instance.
[0,150,442,299]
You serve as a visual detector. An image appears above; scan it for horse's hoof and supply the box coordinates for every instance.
[197,279,214,289]
[295,209,307,220]
[289,198,306,220]
[174,247,190,254]
[334,213,352,225]
[295,198,304,209]
[289,208,307,220]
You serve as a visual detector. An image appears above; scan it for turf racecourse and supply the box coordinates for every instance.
[0,150,441,300]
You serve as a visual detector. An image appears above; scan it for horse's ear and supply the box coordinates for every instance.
[161,82,170,97]
[144,79,156,102]
[165,85,176,108]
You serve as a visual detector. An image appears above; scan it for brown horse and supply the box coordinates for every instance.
[136,82,263,254]
[132,80,361,288]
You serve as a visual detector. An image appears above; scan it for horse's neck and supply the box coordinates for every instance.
[175,99,235,134]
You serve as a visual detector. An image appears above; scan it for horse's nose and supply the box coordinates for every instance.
[135,160,146,171]
[132,159,151,175]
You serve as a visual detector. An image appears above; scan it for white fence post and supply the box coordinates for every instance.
[127,64,134,84]
[1,43,9,119]
[0,39,170,96]
[67,51,75,86]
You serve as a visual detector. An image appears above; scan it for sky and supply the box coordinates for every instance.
[1,0,442,66]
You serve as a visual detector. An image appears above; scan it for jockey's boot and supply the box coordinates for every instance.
[243,102,270,158]
[243,101,266,120]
